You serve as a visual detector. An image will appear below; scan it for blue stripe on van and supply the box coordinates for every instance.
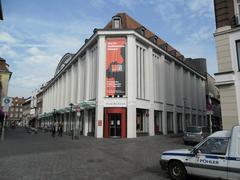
[162,153,194,157]
[162,153,240,161]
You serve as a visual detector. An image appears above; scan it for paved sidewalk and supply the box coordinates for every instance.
[0,127,195,180]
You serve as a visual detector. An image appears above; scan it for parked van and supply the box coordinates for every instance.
[160,125,240,180]
[183,126,210,145]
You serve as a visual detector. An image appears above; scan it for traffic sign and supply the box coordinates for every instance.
[2,97,12,108]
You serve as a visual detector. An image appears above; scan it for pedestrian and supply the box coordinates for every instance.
[58,121,63,137]
[51,121,56,137]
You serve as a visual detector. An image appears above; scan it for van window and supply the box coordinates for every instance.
[186,127,201,133]
[198,138,229,155]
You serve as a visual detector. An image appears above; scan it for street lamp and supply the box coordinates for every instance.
[69,103,73,140]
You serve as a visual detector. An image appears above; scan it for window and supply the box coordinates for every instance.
[185,114,190,127]
[140,27,146,36]
[136,109,149,133]
[177,113,183,132]
[236,40,240,70]
[112,17,121,29]
[192,115,196,126]
[198,138,229,155]
[154,111,162,133]
[136,44,147,99]
[167,112,173,133]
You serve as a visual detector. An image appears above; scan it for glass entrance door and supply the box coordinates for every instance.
[108,113,121,137]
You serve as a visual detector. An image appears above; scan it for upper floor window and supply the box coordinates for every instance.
[236,40,240,70]
[112,17,121,29]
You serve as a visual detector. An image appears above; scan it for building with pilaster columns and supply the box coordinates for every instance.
[41,13,207,138]
[213,0,240,130]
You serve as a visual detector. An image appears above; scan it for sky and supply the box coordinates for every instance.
[0,0,217,98]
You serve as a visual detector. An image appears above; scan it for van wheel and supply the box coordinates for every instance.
[168,161,187,180]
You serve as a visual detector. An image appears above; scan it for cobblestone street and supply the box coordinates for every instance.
[0,128,194,180]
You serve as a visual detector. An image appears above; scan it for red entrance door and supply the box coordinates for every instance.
[104,108,126,138]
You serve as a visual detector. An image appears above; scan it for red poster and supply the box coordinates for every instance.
[106,38,126,96]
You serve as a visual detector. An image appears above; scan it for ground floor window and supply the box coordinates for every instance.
[192,114,196,126]
[167,112,173,133]
[154,111,162,134]
[136,109,149,133]
[88,109,95,136]
[177,113,183,132]
[203,116,207,126]
[198,115,202,126]
[185,114,190,127]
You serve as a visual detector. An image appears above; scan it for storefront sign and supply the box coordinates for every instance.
[106,38,126,96]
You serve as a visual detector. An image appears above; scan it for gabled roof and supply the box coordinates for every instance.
[104,13,184,61]
[0,57,11,73]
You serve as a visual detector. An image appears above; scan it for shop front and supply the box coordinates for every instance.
[104,107,126,138]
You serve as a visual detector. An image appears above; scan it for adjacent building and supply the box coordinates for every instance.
[41,13,207,138]
[0,57,11,133]
[213,0,240,129]
[0,57,12,105]
[22,97,31,127]
[7,97,25,126]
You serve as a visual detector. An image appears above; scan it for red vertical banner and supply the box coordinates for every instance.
[106,38,126,96]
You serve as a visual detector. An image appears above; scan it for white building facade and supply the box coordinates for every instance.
[41,13,206,138]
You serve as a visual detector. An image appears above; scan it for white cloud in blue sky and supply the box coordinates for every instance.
[0,0,217,97]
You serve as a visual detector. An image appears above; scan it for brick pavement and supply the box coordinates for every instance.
[0,127,200,180]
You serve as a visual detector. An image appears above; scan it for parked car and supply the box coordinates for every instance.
[183,126,210,145]
[160,125,240,180]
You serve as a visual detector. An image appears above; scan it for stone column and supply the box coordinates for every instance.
[127,35,137,138]
[161,55,167,135]
[148,46,154,136]
[95,36,105,138]
[188,71,192,125]
[84,50,91,101]
[77,58,82,103]
[62,73,66,108]
[70,65,74,104]
[171,62,177,134]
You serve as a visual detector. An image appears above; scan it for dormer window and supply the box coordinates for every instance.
[140,26,146,36]
[112,16,121,29]
[153,36,158,44]
[160,43,168,51]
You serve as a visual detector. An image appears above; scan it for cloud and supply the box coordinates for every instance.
[0,45,18,59]
[185,26,213,45]
[1,14,105,97]
[0,32,17,44]
[118,0,137,10]
[187,0,214,18]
